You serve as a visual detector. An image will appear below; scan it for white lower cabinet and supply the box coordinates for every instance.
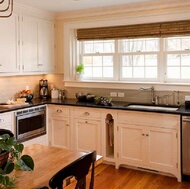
[117,110,181,181]
[49,116,70,148]
[48,105,70,149]
[72,107,102,155]
[47,105,181,181]
[0,112,14,132]
[73,118,101,154]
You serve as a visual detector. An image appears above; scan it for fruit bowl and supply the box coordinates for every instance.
[19,90,34,102]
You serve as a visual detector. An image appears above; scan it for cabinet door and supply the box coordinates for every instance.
[118,123,146,166]
[38,19,55,72]
[74,119,101,154]
[49,116,70,149]
[148,127,178,173]
[22,15,38,72]
[0,13,19,73]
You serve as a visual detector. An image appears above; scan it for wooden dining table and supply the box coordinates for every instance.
[9,144,103,189]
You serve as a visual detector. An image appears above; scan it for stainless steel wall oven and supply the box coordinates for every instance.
[15,105,46,142]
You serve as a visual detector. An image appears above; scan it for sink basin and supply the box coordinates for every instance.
[126,104,179,111]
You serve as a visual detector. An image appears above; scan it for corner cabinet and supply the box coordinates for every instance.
[72,107,102,155]
[48,105,70,149]
[22,15,55,74]
[116,110,181,181]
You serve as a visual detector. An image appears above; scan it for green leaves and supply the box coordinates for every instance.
[15,155,34,171]
[0,175,15,187]
[3,161,14,174]
[0,134,34,187]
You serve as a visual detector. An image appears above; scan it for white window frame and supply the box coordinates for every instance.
[63,10,190,91]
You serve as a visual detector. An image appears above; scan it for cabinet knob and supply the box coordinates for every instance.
[85,121,88,123]
[83,112,90,116]
[142,134,145,136]
[146,134,149,137]
[57,109,62,113]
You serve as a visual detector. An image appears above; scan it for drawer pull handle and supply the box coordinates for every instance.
[57,109,62,113]
[83,112,90,116]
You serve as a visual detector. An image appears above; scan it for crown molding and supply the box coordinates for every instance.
[14,2,55,20]
[55,0,190,20]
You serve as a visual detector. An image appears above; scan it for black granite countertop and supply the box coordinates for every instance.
[0,98,190,115]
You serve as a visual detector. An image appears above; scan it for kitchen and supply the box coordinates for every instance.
[1,0,190,188]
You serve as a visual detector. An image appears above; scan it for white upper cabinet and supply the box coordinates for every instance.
[0,13,19,73]
[22,15,38,72]
[22,14,55,73]
[38,19,55,72]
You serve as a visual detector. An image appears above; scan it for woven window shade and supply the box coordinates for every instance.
[160,20,190,37]
[77,23,161,40]
[77,20,190,40]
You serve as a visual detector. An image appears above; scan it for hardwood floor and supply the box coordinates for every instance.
[90,164,190,189]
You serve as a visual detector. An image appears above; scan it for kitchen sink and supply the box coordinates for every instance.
[125,104,179,111]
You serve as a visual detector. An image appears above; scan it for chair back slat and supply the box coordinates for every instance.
[0,129,14,137]
[49,151,97,189]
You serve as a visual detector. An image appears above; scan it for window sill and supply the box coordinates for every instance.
[64,80,190,91]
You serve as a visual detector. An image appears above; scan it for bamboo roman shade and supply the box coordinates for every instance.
[77,20,190,40]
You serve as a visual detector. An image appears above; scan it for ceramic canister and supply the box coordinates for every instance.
[51,89,59,99]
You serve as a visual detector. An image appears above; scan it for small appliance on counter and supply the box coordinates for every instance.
[39,79,48,99]
[51,88,59,99]
[185,96,190,109]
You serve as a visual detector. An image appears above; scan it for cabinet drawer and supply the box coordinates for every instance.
[117,111,180,129]
[73,107,101,119]
[48,105,70,117]
[0,113,12,125]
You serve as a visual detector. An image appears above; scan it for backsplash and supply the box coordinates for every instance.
[0,75,44,102]
[0,74,190,106]
[64,87,190,106]
[42,74,190,106]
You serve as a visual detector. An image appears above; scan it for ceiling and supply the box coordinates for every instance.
[14,0,152,13]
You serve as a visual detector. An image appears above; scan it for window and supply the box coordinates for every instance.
[79,36,190,82]
[165,36,190,80]
[119,38,159,80]
[80,40,115,79]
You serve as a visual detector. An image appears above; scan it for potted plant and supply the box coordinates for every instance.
[75,63,84,81]
[0,133,34,187]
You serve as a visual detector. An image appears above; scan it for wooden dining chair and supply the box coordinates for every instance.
[49,150,97,189]
[0,129,14,137]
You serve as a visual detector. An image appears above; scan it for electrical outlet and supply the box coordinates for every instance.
[110,92,117,97]
[185,96,190,101]
[118,92,125,97]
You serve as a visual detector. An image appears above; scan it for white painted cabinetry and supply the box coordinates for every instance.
[0,13,19,73]
[22,15,38,72]
[22,15,55,73]
[38,19,55,72]
[47,104,181,181]
[47,105,102,154]
[72,107,102,155]
[48,105,70,149]
[117,110,180,181]
[0,112,14,132]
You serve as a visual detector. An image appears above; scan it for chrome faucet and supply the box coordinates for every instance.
[139,86,157,104]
